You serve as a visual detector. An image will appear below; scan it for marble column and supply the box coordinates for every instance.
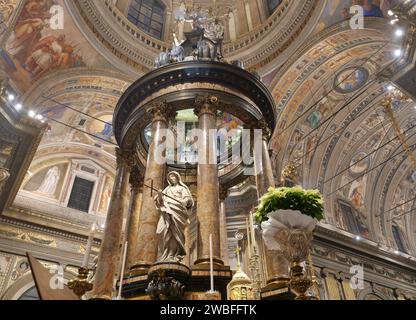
[252,120,290,288]
[219,188,230,266]
[125,165,144,272]
[130,101,174,272]
[194,95,223,266]
[92,148,135,300]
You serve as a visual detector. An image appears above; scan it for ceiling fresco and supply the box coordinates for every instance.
[0,0,111,91]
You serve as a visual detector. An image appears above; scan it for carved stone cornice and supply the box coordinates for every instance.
[65,0,320,75]
[194,95,219,117]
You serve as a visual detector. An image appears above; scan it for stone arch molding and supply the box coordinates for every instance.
[1,268,77,300]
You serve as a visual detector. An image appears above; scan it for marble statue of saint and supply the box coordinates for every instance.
[155,171,194,263]
[37,166,60,196]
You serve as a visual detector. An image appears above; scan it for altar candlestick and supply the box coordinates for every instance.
[246,218,252,256]
[249,213,257,253]
[117,241,128,300]
[82,223,96,268]
[209,233,214,292]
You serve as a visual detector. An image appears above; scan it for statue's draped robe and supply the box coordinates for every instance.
[156,185,192,262]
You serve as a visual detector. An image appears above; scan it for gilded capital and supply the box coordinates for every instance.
[115,148,136,169]
[219,187,229,201]
[194,95,219,117]
[246,119,272,141]
[148,100,177,123]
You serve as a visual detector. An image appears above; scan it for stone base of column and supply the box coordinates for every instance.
[193,256,224,266]
[189,264,232,300]
[261,277,295,300]
[119,263,232,300]
[89,294,113,300]
[128,264,150,277]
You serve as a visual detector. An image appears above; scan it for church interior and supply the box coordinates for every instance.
[0,0,416,301]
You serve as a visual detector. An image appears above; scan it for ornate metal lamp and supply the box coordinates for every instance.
[68,268,93,299]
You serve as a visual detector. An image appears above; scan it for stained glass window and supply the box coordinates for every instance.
[68,177,94,213]
[128,0,165,39]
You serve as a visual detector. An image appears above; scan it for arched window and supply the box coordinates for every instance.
[267,0,282,15]
[392,224,407,253]
[18,286,39,300]
[127,0,165,39]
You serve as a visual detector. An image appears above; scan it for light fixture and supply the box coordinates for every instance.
[355,235,361,241]
[7,94,15,102]
[15,103,22,111]
[395,29,404,37]
[390,19,399,25]
[35,114,43,121]
[28,110,36,118]
[394,250,400,254]
[387,85,394,91]
[394,49,402,57]
[387,10,394,16]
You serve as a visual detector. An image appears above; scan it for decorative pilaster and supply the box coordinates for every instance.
[194,95,223,266]
[131,101,176,273]
[125,165,144,272]
[92,148,135,300]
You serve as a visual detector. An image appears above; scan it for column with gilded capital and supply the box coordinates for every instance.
[252,120,290,289]
[125,165,144,272]
[194,95,223,266]
[93,148,135,300]
[131,102,175,272]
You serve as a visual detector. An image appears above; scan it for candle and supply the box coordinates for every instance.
[117,241,128,300]
[249,212,257,253]
[209,234,214,293]
[82,223,96,268]
[246,218,252,256]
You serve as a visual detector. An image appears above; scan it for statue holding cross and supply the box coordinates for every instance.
[149,172,194,263]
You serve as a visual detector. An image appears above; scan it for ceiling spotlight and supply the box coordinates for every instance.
[394,49,402,57]
[15,103,22,111]
[35,114,43,121]
[355,236,361,241]
[390,19,399,25]
[28,110,36,118]
[7,94,15,102]
[394,250,400,254]
[387,85,394,91]
[387,10,394,16]
[395,29,404,37]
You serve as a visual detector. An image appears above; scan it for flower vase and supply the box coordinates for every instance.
[261,209,318,300]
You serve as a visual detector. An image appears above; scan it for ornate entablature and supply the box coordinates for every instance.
[311,224,416,300]
[65,0,321,76]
